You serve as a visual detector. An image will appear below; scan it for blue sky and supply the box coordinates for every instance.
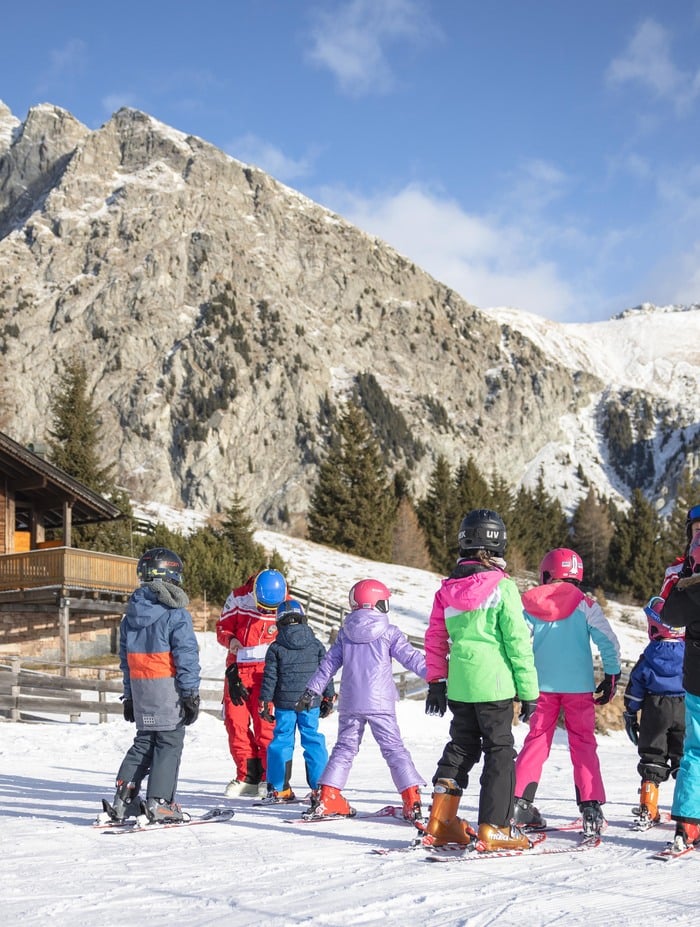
[2,1,700,322]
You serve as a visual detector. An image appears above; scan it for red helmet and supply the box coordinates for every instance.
[539,548,584,585]
[349,579,391,614]
[644,597,684,641]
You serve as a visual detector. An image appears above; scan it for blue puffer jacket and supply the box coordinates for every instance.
[260,622,335,710]
[624,640,686,712]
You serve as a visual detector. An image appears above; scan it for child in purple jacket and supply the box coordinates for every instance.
[295,578,427,822]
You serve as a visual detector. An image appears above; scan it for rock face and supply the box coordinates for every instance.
[0,102,697,526]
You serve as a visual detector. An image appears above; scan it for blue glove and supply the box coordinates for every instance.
[623,711,639,746]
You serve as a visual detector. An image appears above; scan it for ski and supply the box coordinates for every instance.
[630,811,672,832]
[252,798,309,808]
[651,841,696,862]
[520,817,583,834]
[103,807,234,834]
[285,805,415,826]
[424,833,601,863]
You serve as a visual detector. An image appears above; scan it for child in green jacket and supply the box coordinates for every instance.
[422,509,539,852]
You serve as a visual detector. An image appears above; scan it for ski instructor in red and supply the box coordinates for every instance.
[217,569,287,797]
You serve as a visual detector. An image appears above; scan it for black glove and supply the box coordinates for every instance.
[259,700,275,723]
[122,697,134,723]
[623,710,640,746]
[319,695,336,719]
[519,699,538,723]
[425,681,447,717]
[295,688,316,712]
[594,673,619,705]
[181,691,200,726]
[225,663,250,706]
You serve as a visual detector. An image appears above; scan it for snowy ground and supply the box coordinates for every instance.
[3,531,686,927]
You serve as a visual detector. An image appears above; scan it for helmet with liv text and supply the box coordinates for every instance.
[644,596,684,641]
[137,548,184,586]
[540,548,584,585]
[349,579,391,614]
[457,509,507,557]
[276,599,307,626]
[253,569,287,611]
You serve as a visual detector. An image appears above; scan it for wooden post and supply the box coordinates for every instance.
[59,596,71,677]
[98,668,107,724]
[10,655,20,722]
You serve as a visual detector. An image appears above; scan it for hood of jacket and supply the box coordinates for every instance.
[521,582,583,622]
[275,621,317,650]
[124,581,189,629]
[438,563,505,611]
[342,607,389,643]
[644,639,685,676]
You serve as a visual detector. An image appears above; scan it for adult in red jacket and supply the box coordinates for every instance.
[217,569,287,797]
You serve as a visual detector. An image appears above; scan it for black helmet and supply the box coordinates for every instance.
[137,547,184,586]
[457,509,507,557]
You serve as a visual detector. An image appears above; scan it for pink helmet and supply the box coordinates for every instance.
[539,548,584,585]
[689,534,700,573]
[349,579,391,614]
[644,596,684,641]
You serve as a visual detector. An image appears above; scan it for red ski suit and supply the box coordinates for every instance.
[217,583,277,781]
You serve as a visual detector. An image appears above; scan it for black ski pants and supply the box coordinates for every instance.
[433,698,516,827]
[638,694,685,783]
[116,726,186,802]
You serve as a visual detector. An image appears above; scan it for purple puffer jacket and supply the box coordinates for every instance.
[304,607,426,715]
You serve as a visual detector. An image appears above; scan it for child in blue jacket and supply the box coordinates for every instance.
[258,599,334,803]
[623,598,685,827]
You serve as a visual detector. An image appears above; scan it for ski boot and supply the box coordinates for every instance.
[636,780,660,824]
[302,785,356,820]
[673,821,700,852]
[400,785,423,824]
[224,778,261,798]
[580,800,605,837]
[421,778,476,847]
[98,780,140,824]
[141,797,189,825]
[477,823,533,851]
[512,797,546,829]
[260,786,297,804]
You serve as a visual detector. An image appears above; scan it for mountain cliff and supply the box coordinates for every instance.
[0,101,697,526]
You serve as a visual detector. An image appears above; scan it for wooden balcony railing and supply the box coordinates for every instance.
[0,548,138,594]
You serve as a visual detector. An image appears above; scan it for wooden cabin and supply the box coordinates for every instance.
[0,431,138,667]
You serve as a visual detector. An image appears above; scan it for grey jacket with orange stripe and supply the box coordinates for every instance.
[119,580,201,731]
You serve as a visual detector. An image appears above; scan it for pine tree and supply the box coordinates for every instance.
[454,457,490,517]
[47,356,115,495]
[606,489,666,601]
[417,455,457,573]
[569,488,614,590]
[391,474,432,569]
[308,402,395,560]
[46,355,133,553]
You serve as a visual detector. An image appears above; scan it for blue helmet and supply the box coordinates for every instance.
[137,548,184,586]
[253,569,287,611]
[276,599,306,626]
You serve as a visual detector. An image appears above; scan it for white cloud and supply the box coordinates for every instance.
[320,183,577,319]
[226,134,315,182]
[35,38,87,94]
[606,18,700,114]
[305,0,439,96]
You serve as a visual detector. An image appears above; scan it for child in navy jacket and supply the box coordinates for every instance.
[623,599,685,827]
